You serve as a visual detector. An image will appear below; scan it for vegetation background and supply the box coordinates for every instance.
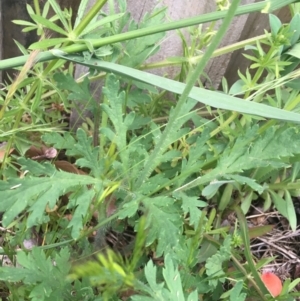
[1,0,300,300]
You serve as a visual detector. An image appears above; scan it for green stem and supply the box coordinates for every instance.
[73,0,108,37]
[231,254,265,297]
[234,206,269,300]
[33,0,41,16]
[210,111,239,137]
[0,0,295,70]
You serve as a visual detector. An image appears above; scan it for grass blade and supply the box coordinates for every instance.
[51,53,300,124]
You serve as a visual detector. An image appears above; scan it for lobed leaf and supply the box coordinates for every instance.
[173,192,207,228]
[0,159,103,229]
[144,196,183,257]
[66,128,103,177]
[177,125,300,192]
[205,235,232,288]
[42,131,76,150]
[67,187,96,239]
[163,255,185,300]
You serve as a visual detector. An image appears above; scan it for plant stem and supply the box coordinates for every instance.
[33,0,41,16]
[73,0,107,37]
[234,206,269,299]
[210,111,239,137]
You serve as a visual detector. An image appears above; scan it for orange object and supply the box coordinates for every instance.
[261,272,283,297]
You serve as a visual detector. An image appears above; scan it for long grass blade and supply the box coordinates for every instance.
[51,53,300,124]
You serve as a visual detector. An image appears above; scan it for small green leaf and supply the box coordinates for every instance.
[291,162,300,182]
[241,191,254,214]
[48,0,69,31]
[218,183,234,212]
[22,26,38,33]
[140,260,166,299]
[80,13,125,36]
[12,20,36,27]
[289,13,300,46]
[101,74,130,169]
[269,190,288,218]
[53,73,96,108]
[31,79,43,111]
[127,114,151,130]
[286,43,300,59]
[226,174,263,193]
[30,14,67,35]
[26,3,35,15]
[29,38,67,50]
[202,181,232,199]
[187,290,199,301]
[120,8,166,68]
[269,14,282,36]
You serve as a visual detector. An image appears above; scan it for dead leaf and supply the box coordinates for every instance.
[54,160,86,174]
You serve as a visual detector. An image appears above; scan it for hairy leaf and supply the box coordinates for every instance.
[119,8,166,67]
[178,125,300,192]
[53,73,95,107]
[101,74,130,170]
[67,187,95,239]
[0,247,70,300]
[205,235,232,288]
[66,128,103,177]
[42,131,76,150]
[145,196,183,257]
[0,158,103,230]
[133,256,198,301]
[163,254,185,300]
[173,192,207,227]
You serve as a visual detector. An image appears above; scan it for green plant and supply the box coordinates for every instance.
[1,0,300,300]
